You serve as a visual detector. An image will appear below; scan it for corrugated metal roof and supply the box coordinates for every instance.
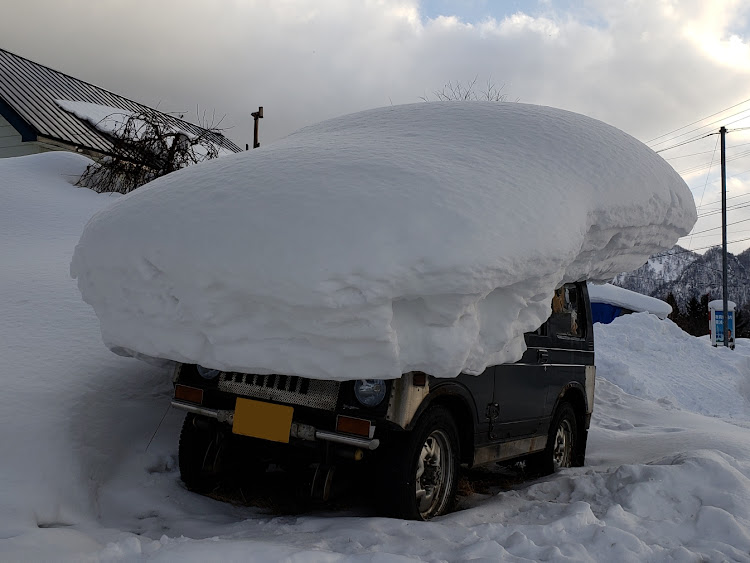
[0,48,242,155]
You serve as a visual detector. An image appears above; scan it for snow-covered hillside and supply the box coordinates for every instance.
[3,153,750,562]
[614,245,750,308]
[613,244,699,294]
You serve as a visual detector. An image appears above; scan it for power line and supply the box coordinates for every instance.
[664,141,750,161]
[723,114,750,129]
[685,135,720,252]
[694,166,750,190]
[655,132,716,153]
[646,95,750,144]
[649,106,750,148]
[690,228,750,238]
[699,190,750,209]
[652,235,750,258]
[676,148,750,175]
[705,236,750,250]
[698,200,750,218]
[690,216,750,236]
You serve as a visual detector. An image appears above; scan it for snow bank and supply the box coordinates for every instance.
[0,152,125,538]
[588,282,672,319]
[595,313,750,421]
[71,102,697,380]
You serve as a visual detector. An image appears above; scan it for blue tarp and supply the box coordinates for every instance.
[591,302,623,324]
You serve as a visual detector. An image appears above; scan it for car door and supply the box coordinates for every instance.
[454,367,494,444]
[491,325,550,440]
[544,283,592,416]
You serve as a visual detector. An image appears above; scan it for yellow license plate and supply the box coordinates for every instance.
[232,398,293,443]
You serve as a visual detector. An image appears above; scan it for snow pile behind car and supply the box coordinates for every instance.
[71,102,697,380]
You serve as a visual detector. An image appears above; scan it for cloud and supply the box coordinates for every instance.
[3,0,750,252]
[1,0,747,145]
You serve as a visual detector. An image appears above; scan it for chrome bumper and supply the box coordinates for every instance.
[171,400,380,450]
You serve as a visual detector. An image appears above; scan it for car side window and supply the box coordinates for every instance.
[550,284,585,339]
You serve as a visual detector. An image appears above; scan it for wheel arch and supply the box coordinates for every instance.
[406,384,475,465]
[549,383,588,466]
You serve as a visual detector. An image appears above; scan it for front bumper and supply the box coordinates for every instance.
[171,399,381,451]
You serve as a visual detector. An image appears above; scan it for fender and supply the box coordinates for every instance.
[405,379,478,432]
[548,379,591,428]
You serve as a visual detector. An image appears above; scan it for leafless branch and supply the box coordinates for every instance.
[77,108,225,194]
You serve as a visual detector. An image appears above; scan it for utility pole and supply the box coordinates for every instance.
[251,107,264,149]
[720,126,729,347]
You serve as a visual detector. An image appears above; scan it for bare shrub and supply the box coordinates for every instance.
[422,76,515,102]
[78,108,225,194]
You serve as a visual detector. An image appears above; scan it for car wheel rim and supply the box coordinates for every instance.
[415,429,453,518]
[552,419,573,470]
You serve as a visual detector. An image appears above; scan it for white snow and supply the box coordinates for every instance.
[709,299,737,310]
[4,152,750,562]
[595,312,750,421]
[55,99,233,157]
[70,102,697,380]
[56,99,136,137]
[588,282,672,319]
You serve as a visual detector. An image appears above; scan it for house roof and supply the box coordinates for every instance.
[0,48,242,155]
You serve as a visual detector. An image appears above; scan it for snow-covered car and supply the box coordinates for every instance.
[70,102,696,520]
[171,281,595,520]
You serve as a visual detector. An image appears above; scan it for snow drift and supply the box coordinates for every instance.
[71,102,697,380]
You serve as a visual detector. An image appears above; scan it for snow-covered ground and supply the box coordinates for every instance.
[3,153,750,562]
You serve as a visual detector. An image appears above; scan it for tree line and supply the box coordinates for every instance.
[664,292,750,338]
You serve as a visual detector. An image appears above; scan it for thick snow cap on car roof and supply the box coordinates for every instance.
[71,102,697,380]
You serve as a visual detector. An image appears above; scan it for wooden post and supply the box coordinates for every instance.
[251,106,264,148]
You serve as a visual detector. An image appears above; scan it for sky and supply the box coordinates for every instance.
[2,0,750,252]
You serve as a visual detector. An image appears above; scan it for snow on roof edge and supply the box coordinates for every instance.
[588,283,672,319]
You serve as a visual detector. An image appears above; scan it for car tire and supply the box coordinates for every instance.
[386,406,460,520]
[178,413,228,493]
[527,401,578,477]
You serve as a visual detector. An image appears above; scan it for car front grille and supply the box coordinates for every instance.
[218,372,340,411]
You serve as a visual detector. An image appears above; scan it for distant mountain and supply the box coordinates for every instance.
[613,245,750,308]
[613,245,699,299]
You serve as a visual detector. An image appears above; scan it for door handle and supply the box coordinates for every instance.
[537,349,549,364]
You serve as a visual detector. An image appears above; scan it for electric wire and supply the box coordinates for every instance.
[652,236,750,258]
[655,132,716,153]
[646,95,750,144]
[664,141,750,161]
[649,107,750,148]
[677,149,750,175]
[699,190,750,209]
[685,135,720,251]
[689,217,750,236]
[690,228,750,238]
[698,200,750,218]
[694,167,750,191]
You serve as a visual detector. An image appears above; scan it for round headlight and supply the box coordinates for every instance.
[196,365,221,380]
[353,379,386,407]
